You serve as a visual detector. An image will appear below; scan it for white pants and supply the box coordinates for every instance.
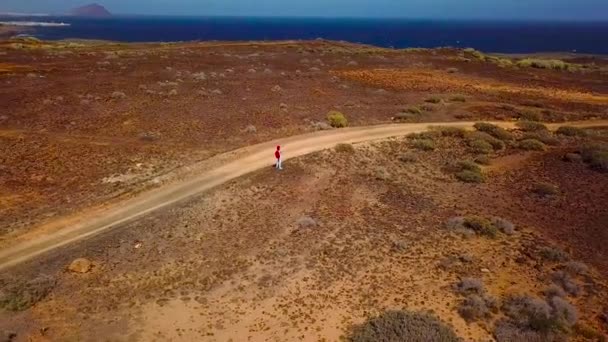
[276,158,283,169]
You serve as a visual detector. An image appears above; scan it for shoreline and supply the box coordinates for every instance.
[3,34,608,58]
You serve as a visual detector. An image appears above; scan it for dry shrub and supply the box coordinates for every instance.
[519,139,546,151]
[433,126,467,138]
[468,131,505,151]
[335,143,355,153]
[563,261,588,276]
[556,126,587,137]
[0,275,56,311]
[522,132,559,146]
[550,271,581,297]
[502,294,578,334]
[455,277,484,294]
[399,152,418,163]
[517,121,547,132]
[348,310,462,342]
[492,217,515,235]
[425,97,442,104]
[468,139,494,154]
[474,155,491,165]
[455,170,485,183]
[539,247,569,262]
[446,216,499,237]
[458,294,498,322]
[411,139,436,151]
[473,122,514,141]
[579,143,608,172]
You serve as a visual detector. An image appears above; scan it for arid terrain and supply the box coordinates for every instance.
[1,37,608,341]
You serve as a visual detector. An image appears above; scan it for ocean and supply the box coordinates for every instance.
[3,16,608,54]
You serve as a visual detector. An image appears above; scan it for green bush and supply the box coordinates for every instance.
[455,170,484,183]
[473,122,514,141]
[474,155,491,165]
[348,310,461,342]
[432,126,467,138]
[411,139,436,151]
[394,112,418,122]
[519,139,546,151]
[556,126,587,137]
[406,106,423,115]
[327,110,348,128]
[463,216,498,237]
[425,97,442,104]
[468,131,506,150]
[518,110,542,122]
[522,132,559,146]
[450,95,466,102]
[516,121,547,132]
[457,160,482,173]
[469,139,494,154]
[516,58,578,71]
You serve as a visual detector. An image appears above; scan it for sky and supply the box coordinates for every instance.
[1,0,608,20]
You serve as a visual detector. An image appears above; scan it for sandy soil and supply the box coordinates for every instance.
[1,125,608,341]
[1,38,608,342]
[1,38,607,240]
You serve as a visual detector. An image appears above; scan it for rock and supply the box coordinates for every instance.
[481,268,491,273]
[111,91,127,99]
[271,85,282,92]
[279,103,288,110]
[68,258,92,273]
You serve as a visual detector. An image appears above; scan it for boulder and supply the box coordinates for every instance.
[68,258,92,273]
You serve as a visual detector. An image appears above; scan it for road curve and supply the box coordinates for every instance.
[1,120,606,271]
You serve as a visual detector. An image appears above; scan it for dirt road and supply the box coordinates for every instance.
[0,120,606,271]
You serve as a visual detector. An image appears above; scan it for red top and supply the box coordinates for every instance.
[275,150,281,159]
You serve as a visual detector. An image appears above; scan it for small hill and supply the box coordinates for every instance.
[68,3,111,17]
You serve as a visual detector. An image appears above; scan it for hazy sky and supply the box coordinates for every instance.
[2,0,608,20]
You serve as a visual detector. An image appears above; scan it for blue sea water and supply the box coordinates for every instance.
[3,16,608,54]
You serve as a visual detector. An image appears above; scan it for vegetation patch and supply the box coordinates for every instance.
[411,139,436,151]
[539,247,569,262]
[0,275,56,311]
[348,310,462,342]
[327,110,348,128]
[449,95,466,102]
[335,143,355,153]
[522,132,559,146]
[500,294,578,335]
[425,97,442,104]
[474,155,491,165]
[516,121,547,132]
[445,216,504,238]
[515,58,580,72]
[468,131,506,151]
[579,143,608,172]
[432,126,467,138]
[556,126,588,137]
[519,139,546,151]
[473,122,514,141]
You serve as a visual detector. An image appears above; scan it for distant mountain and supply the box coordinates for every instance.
[68,3,111,17]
